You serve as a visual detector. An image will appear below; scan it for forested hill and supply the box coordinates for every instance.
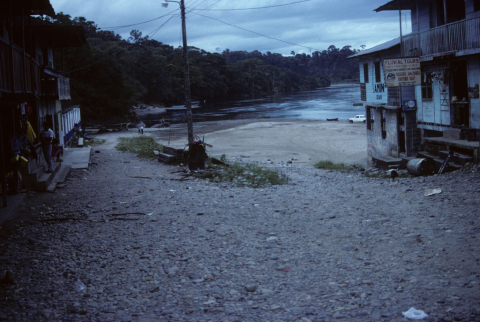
[48,14,361,121]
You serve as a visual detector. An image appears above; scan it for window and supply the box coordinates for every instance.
[421,71,433,100]
[429,0,445,28]
[367,107,374,131]
[475,0,480,11]
[445,0,465,23]
[374,61,381,83]
[363,63,369,83]
[381,109,387,139]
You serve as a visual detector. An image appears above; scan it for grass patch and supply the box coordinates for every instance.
[84,138,106,147]
[314,160,357,171]
[115,137,163,160]
[195,160,288,188]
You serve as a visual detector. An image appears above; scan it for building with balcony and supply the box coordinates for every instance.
[374,0,480,163]
[0,0,86,206]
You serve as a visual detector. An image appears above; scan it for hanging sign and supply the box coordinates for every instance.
[383,57,421,87]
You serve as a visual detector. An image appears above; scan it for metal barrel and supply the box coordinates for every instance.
[407,158,435,176]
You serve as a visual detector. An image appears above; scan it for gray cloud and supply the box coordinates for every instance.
[50,0,411,55]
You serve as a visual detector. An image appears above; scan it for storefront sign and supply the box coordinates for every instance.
[384,57,421,87]
[403,100,417,111]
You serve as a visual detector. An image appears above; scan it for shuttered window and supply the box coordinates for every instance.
[363,63,369,83]
[375,62,381,83]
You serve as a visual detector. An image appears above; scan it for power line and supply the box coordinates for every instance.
[147,0,221,40]
[66,54,116,75]
[193,0,311,11]
[101,12,173,30]
[148,15,176,38]
[98,0,308,31]
[193,12,321,52]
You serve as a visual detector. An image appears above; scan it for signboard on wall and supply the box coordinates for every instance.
[403,100,417,111]
[384,57,421,87]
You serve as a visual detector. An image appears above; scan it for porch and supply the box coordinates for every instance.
[402,16,480,58]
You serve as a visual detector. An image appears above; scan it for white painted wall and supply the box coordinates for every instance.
[359,59,388,105]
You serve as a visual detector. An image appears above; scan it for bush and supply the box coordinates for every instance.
[314,160,357,171]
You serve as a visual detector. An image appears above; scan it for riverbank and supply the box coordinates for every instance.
[149,119,368,167]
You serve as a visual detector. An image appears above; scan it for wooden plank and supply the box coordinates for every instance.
[162,146,184,157]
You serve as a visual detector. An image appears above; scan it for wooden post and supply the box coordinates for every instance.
[180,0,194,147]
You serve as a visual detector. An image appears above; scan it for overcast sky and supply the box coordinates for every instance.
[48,0,411,56]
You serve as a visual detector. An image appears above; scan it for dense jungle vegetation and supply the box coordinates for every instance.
[47,14,361,121]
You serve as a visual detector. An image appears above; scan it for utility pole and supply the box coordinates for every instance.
[163,0,194,146]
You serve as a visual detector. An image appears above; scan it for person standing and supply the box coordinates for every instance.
[40,122,54,173]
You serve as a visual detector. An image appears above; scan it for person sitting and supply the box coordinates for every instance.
[73,123,92,140]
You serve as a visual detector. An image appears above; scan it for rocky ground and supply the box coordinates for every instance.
[1,135,480,321]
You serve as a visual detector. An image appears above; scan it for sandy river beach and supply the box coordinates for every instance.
[146,119,368,167]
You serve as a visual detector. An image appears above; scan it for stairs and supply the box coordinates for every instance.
[28,161,71,192]
[411,143,474,174]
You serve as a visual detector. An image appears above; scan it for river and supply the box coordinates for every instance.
[138,84,363,126]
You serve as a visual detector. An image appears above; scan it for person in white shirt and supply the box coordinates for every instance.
[39,122,54,173]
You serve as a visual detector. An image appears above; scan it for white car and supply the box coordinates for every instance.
[349,115,366,123]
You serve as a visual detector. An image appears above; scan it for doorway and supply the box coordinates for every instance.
[450,61,469,126]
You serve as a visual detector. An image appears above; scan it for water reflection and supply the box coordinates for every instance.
[139,84,362,127]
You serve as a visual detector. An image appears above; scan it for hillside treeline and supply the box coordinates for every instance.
[48,14,360,121]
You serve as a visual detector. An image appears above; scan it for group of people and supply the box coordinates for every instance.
[39,122,91,173]
[39,122,62,173]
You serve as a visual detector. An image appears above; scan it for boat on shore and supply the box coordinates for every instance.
[165,105,202,112]
[326,118,338,121]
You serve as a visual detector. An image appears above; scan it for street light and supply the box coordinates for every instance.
[162,0,194,146]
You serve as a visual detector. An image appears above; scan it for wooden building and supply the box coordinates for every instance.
[374,0,480,164]
[349,39,422,168]
[0,0,86,206]
[351,0,480,169]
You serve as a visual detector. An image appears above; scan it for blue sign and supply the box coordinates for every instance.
[403,100,417,111]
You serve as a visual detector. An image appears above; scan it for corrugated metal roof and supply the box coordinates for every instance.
[347,37,400,58]
[0,0,55,17]
[374,0,413,12]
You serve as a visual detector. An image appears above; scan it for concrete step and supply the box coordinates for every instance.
[416,151,437,159]
[438,150,473,166]
[158,153,176,163]
[372,156,402,170]
[30,161,62,191]
[46,164,71,193]
[433,158,462,173]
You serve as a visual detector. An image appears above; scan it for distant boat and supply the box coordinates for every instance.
[326,118,338,121]
[165,105,201,112]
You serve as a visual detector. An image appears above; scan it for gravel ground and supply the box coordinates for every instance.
[1,135,480,321]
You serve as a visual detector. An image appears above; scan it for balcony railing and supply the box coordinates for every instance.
[402,16,480,57]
